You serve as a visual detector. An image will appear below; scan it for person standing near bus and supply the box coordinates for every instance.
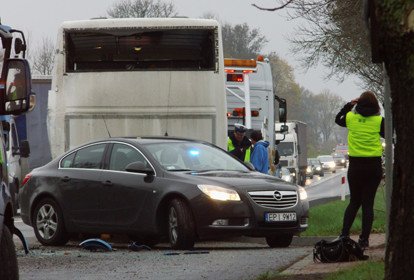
[335,91,384,249]
[227,123,251,162]
[250,130,269,174]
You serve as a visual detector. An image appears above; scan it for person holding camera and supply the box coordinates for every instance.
[335,91,385,249]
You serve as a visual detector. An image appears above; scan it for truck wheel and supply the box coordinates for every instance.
[0,225,18,280]
[265,234,293,248]
[167,198,195,250]
[32,198,69,246]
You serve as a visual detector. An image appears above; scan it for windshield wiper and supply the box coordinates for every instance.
[194,169,247,174]
[168,169,193,172]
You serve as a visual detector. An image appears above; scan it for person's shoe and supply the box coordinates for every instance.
[358,238,369,250]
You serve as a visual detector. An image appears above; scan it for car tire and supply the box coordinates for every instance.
[265,234,293,248]
[32,198,69,246]
[310,174,313,179]
[167,198,195,250]
[333,170,336,173]
[0,225,18,280]
[320,172,324,177]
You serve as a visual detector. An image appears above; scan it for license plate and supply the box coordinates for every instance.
[265,212,297,222]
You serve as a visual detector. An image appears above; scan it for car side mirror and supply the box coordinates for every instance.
[125,161,154,176]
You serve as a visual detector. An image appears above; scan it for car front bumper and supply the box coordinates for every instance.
[190,193,309,239]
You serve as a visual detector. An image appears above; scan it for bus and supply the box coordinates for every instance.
[47,18,227,158]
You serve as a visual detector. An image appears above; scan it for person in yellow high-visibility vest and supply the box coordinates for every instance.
[227,123,251,162]
[335,91,384,250]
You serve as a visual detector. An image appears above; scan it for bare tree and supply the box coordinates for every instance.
[107,0,177,18]
[267,52,302,120]
[221,22,268,59]
[313,90,344,143]
[32,37,54,75]
[253,1,384,99]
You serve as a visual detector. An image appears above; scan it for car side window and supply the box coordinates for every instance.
[60,152,75,168]
[72,144,106,169]
[109,143,148,172]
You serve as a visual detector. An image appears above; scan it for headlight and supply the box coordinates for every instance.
[298,186,308,200]
[306,167,311,173]
[197,185,241,201]
[341,159,345,163]
[316,166,321,171]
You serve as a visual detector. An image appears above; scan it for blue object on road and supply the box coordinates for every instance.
[79,238,112,252]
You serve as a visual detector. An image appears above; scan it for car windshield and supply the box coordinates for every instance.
[318,156,333,162]
[143,142,250,172]
[309,159,319,165]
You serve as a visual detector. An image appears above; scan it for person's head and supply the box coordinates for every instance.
[250,130,263,144]
[233,123,247,142]
[357,91,380,114]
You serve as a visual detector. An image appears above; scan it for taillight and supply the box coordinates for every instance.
[21,173,32,187]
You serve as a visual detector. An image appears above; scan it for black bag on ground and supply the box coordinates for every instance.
[313,236,368,263]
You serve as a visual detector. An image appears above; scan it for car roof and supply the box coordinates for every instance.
[83,136,208,146]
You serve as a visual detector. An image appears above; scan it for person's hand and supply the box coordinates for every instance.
[351,98,359,105]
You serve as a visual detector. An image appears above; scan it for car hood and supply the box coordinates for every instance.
[170,171,298,192]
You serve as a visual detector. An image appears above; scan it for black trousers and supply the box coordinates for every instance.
[341,157,382,240]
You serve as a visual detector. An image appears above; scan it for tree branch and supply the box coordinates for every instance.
[251,0,295,11]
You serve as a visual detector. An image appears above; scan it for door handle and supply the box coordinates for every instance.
[103,180,113,186]
[61,176,71,182]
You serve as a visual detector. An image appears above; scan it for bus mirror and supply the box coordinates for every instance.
[279,101,287,123]
[1,58,32,115]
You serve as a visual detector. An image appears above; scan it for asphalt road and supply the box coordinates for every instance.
[15,240,312,280]
[13,168,347,280]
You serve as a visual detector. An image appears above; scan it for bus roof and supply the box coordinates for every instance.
[60,18,220,31]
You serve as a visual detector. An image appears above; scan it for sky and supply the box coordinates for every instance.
[1,0,360,100]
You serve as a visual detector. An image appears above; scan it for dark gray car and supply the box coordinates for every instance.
[19,137,309,249]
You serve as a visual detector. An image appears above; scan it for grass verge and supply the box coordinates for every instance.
[324,261,384,280]
[302,184,386,237]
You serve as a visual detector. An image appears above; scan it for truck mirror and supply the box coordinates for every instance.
[14,38,25,55]
[29,94,36,111]
[0,58,32,115]
[278,101,287,123]
[280,125,288,133]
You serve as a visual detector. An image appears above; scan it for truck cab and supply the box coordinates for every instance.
[275,121,307,186]
[1,115,30,214]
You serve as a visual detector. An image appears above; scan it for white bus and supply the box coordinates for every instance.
[48,18,227,158]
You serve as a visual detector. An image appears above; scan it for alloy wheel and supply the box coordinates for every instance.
[168,207,178,244]
[36,203,58,240]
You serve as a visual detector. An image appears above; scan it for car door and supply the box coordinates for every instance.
[99,143,154,229]
[58,143,106,228]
